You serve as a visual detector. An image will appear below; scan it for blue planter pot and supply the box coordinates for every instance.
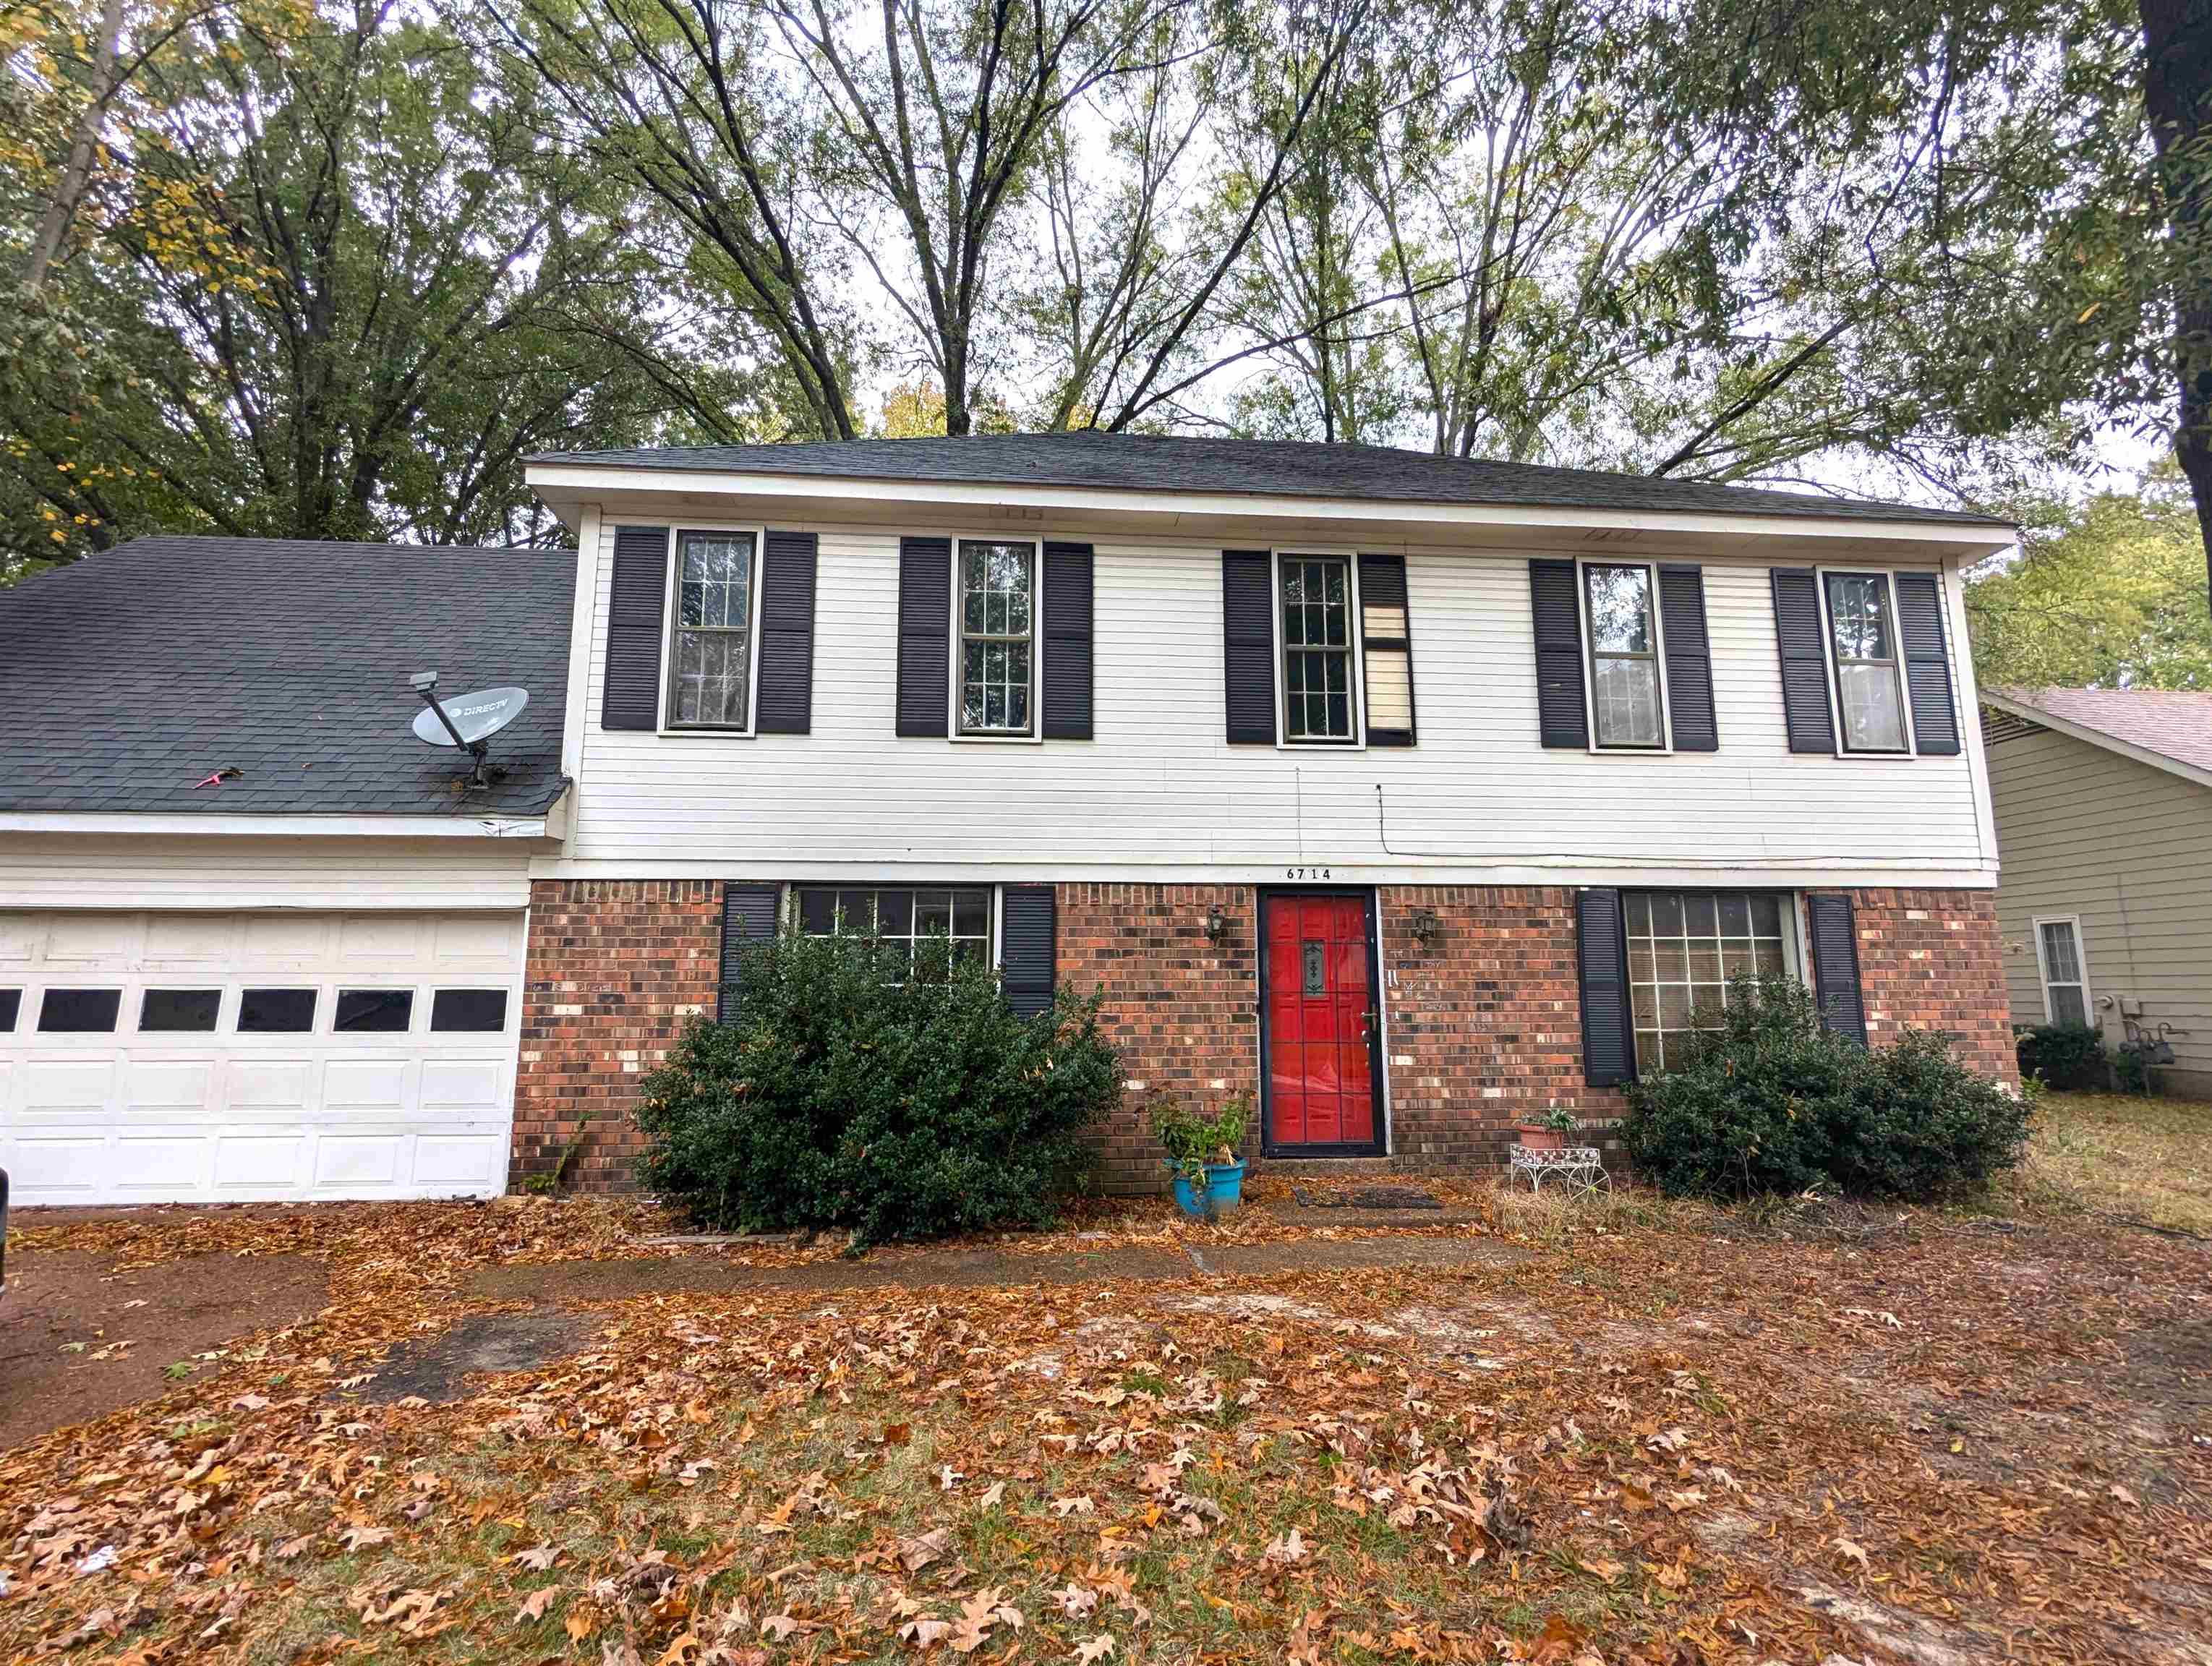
[1170,1160,1247,1219]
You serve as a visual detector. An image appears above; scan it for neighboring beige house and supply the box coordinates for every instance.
[1983,687,2212,1097]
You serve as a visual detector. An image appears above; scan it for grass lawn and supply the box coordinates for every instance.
[2017,1089,2212,1235]
[1,1107,2209,1666]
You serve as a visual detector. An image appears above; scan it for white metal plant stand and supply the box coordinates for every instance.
[1509,1143,1611,1196]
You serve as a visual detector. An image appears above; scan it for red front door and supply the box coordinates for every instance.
[1263,893,1380,1152]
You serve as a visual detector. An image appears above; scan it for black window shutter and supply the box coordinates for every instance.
[1657,564,1718,752]
[1576,887,1635,1087]
[896,536,952,738]
[1807,893,1869,1045]
[1770,568,1837,753]
[1000,885,1056,1018]
[1357,553,1417,746]
[756,531,818,735]
[717,883,782,1022]
[1222,550,1276,744]
[1041,542,1094,740]
[1529,560,1588,748]
[1892,572,1960,756]
[603,525,670,730]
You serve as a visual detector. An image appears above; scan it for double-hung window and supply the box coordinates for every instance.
[1822,573,1908,753]
[1626,891,1799,1070]
[667,530,759,730]
[2036,918,2091,1026]
[957,540,1035,736]
[1280,555,1357,744]
[1582,563,1665,749]
[796,885,993,975]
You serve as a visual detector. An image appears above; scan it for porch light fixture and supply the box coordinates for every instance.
[1204,904,1230,944]
[1409,907,1442,950]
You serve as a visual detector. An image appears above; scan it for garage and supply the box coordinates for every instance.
[0,908,526,1205]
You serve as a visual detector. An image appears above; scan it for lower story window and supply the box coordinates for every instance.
[2036,918,2088,1026]
[795,886,992,973]
[1626,891,1799,1071]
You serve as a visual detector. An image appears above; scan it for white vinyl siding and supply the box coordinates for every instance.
[1990,723,2212,1091]
[565,515,1986,881]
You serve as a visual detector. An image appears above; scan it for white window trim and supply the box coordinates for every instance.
[1574,555,1673,755]
[947,534,1046,745]
[1269,547,1368,751]
[1813,566,1918,759]
[2031,914,2095,1027]
[656,523,767,739]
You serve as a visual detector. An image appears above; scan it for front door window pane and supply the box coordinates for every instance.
[1824,573,1908,752]
[1281,556,1355,742]
[1584,563,1664,748]
[959,542,1035,735]
[669,531,756,727]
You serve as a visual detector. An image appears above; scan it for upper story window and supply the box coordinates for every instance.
[1582,563,1665,749]
[958,540,1035,736]
[667,530,759,730]
[1822,573,1908,753]
[1280,555,1356,743]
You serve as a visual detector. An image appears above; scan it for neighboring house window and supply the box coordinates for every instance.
[1626,891,1798,1070]
[667,529,758,729]
[1822,573,1908,753]
[1281,554,1356,743]
[797,886,993,973]
[2036,918,2091,1026]
[958,539,1035,735]
[1583,563,1665,749]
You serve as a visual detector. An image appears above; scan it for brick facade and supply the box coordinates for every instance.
[514,879,722,1191]
[508,878,2015,1195]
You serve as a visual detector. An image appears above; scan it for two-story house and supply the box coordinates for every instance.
[0,435,2020,1205]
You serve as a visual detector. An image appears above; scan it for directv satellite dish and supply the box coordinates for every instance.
[409,672,528,787]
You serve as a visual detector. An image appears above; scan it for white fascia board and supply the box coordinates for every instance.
[524,462,2017,557]
[531,855,1999,890]
[1981,693,2212,794]
[0,812,558,839]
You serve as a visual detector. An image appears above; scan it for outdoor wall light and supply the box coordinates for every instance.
[1204,904,1230,944]
[1409,907,1442,950]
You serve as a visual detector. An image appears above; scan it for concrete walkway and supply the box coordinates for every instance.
[469,1234,1529,1304]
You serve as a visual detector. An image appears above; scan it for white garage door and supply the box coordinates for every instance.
[0,910,524,1205]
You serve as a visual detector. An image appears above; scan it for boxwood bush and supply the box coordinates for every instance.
[1620,975,2032,1202]
[633,930,1119,1239]
[2015,1022,2108,1090]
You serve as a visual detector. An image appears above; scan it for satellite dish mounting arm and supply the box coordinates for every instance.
[411,670,491,786]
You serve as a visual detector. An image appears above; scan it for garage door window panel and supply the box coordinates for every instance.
[0,988,19,1030]
[239,988,318,1033]
[39,988,122,1032]
[335,988,414,1033]
[430,988,509,1033]
[141,988,223,1032]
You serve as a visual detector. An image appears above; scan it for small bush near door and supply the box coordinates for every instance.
[634,932,1119,1240]
[1621,975,2032,1202]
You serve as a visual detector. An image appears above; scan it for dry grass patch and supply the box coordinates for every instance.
[2016,1089,2212,1234]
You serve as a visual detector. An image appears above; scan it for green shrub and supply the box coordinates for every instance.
[2016,1023,2108,1090]
[633,931,1120,1239]
[1148,1095,1250,1184]
[1621,975,2031,1202]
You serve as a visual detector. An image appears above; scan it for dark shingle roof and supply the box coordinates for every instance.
[1986,686,2212,779]
[0,537,573,818]
[532,431,2010,527]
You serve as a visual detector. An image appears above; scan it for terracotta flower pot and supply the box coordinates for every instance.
[1516,1124,1568,1150]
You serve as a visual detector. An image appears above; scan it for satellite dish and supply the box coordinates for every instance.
[411,685,529,747]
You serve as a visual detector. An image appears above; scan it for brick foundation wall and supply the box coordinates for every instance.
[1845,887,2018,1088]
[514,879,721,1191]
[506,879,2015,1196]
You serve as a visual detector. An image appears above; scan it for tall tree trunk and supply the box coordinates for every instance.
[23,0,129,290]
[2138,0,2212,597]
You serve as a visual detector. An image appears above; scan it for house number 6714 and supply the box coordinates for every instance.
[1284,866,1334,880]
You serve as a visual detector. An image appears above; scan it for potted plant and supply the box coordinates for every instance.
[1150,1095,1250,1219]
[1516,1105,1579,1151]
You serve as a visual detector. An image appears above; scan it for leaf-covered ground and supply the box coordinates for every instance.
[2,1131,2209,1665]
